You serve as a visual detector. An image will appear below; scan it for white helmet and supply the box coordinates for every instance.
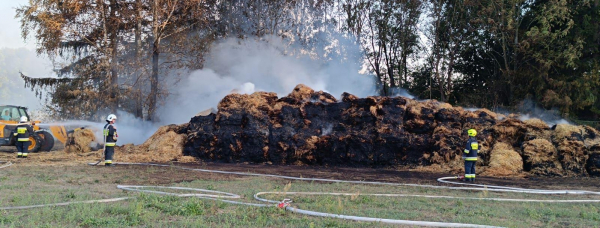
[20,116,28,122]
[106,114,117,122]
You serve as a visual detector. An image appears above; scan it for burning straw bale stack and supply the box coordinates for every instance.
[182,84,600,177]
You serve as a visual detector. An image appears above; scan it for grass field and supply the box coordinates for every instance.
[0,163,599,227]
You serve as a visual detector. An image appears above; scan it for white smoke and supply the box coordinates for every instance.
[514,99,572,126]
[390,87,415,99]
[38,110,156,146]
[158,35,376,125]
[86,34,375,145]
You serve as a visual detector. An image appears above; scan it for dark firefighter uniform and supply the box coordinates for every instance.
[464,129,479,182]
[14,123,34,158]
[103,123,118,166]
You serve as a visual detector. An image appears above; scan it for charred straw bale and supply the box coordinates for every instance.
[523,118,552,141]
[492,119,527,147]
[522,139,564,176]
[287,84,314,102]
[179,84,599,177]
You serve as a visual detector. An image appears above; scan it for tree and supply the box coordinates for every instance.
[16,0,207,121]
[522,0,600,116]
[143,0,205,121]
[340,0,422,96]
[17,0,125,119]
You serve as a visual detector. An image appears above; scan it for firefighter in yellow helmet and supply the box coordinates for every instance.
[103,114,118,166]
[13,116,34,158]
[463,129,479,182]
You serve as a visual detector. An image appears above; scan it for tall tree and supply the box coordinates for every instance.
[17,0,124,119]
[145,0,205,121]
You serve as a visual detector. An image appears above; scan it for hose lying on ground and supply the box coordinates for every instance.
[0,161,12,169]
[1,162,599,228]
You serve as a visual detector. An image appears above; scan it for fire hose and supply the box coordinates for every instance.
[1,162,600,228]
[0,161,12,169]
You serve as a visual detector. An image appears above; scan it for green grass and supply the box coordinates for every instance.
[0,164,599,227]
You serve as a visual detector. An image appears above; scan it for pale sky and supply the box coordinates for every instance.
[0,0,36,49]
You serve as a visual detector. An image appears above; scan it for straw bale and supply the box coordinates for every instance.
[475,108,498,119]
[523,119,552,141]
[556,140,588,176]
[522,139,564,176]
[552,124,583,142]
[417,99,452,111]
[523,118,550,130]
[482,142,523,176]
[583,126,600,148]
[494,118,524,135]
[118,124,187,163]
[287,84,314,101]
[587,151,600,176]
[65,128,97,154]
[462,110,478,118]
[311,91,337,103]
[342,92,358,102]
[493,119,526,145]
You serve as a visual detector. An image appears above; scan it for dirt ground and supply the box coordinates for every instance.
[1,147,599,191]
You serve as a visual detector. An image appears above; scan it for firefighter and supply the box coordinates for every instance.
[463,129,479,182]
[13,116,34,158]
[103,114,118,166]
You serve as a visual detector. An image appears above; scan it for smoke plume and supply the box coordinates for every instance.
[159,35,376,125]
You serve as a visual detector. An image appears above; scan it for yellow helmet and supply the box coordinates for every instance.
[468,129,477,137]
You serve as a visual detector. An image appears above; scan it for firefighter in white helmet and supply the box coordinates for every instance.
[13,116,34,158]
[103,114,118,166]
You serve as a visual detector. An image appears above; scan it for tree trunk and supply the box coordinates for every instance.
[388,63,395,88]
[148,40,159,121]
[109,0,118,114]
[434,57,444,101]
[446,47,455,102]
[147,0,159,121]
[134,0,143,119]
[433,0,444,101]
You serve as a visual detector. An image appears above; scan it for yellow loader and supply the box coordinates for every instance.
[0,105,72,152]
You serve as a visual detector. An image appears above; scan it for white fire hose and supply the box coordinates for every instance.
[1,161,599,228]
[0,161,12,169]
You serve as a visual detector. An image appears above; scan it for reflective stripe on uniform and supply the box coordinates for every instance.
[17,152,22,155]
[470,142,479,150]
[105,143,116,147]
[17,138,30,142]
[17,127,27,134]
[463,149,469,153]
[105,160,112,164]
[465,157,477,161]
[22,153,28,157]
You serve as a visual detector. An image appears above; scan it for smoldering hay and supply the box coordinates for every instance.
[116,84,600,177]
